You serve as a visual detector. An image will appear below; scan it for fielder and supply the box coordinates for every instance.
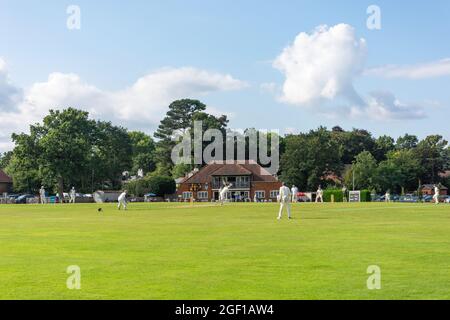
[385,191,391,203]
[219,183,232,205]
[69,187,76,203]
[433,185,440,204]
[342,186,347,202]
[278,182,292,220]
[39,186,46,204]
[316,186,324,203]
[291,185,299,203]
[118,190,128,210]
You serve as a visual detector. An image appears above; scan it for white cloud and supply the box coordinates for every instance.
[112,67,246,124]
[273,24,367,106]
[0,66,247,152]
[348,91,426,120]
[366,58,450,79]
[272,24,429,121]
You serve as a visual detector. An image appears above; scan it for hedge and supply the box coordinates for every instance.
[360,189,371,202]
[322,189,371,202]
[125,175,175,197]
[323,189,344,202]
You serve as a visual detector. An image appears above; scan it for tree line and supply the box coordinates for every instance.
[0,99,448,197]
[280,127,449,193]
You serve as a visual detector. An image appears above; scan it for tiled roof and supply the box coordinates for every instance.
[211,164,252,176]
[0,170,12,183]
[422,184,448,190]
[239,163,278,182]
[181,161,278,184]
[181,163,223,184]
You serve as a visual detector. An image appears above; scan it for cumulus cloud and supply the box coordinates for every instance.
[0,65,247,152]
[112,67,247,124]
[350,91,426,120]
[273,24,430,121]
[274,24,367,106]
[366,58,450,79]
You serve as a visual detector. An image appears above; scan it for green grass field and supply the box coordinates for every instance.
[0,202,449,300]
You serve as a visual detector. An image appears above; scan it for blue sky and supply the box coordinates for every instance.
[0,0,449,152]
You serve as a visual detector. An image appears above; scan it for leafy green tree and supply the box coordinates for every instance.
[414,135,448,183]
[125,175,176,197]
[190,111,228,165]
[345,151,378,190]
[154,99,207,168]
[396,134,418,150]
[0,151,13,169]
[172,163,193,179]
[373,135,395,161]
[376,149,422,193]
[125,178,151,197]
[154,99,207,140]
[281,127,343,190]
[147,175,176,197]
[331,128,376,164]
[37,109,98,198]
[128,131,156,175]
[93,122,132,190]
[154,99,228,172]
[7,108,133,195]
[6,132,41,192]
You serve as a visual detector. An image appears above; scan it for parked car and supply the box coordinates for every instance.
[296,192,312,202]
[422,195,450,203]
[15,194,36,204]
[7,194,20,200]
[399,194,419,203]
[375,194,400,202]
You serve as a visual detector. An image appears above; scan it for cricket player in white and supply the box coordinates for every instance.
[219,183,232,205]
[385,191,391,203]
[316,186,324,203]
[342,186,347,202]
[69,187,76,203]
[39,186,46,204]
[433,185,440,204]
[118,190,128,210]
[278,182,292,220]
[291,185,299,203]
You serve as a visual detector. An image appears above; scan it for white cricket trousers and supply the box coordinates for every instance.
[118,200,127,210]
[278,201,291,219]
